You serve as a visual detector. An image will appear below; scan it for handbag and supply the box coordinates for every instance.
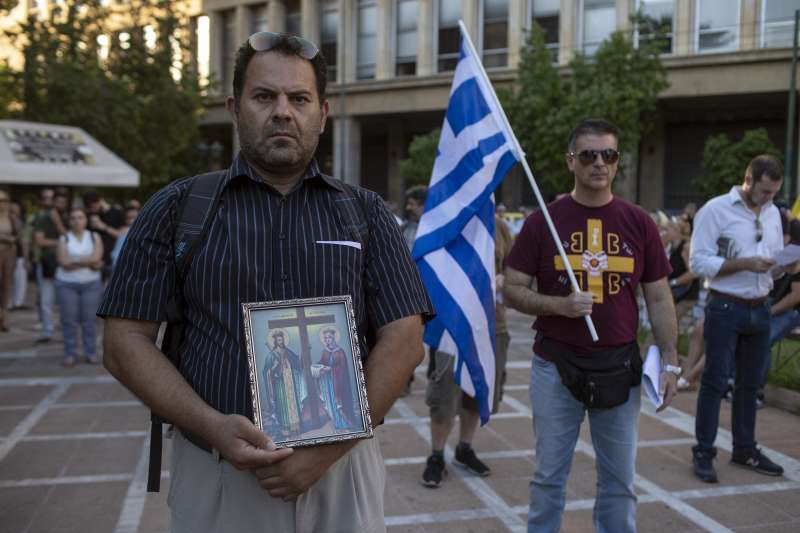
[538,336,642,409]
[39,253,58,279]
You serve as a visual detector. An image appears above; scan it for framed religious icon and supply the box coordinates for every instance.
[242,295,373,448]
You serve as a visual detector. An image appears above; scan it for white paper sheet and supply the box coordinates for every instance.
[772,244,800,267]
[642,345,663,409]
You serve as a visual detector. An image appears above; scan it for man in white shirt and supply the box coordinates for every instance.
[689,154,789,483]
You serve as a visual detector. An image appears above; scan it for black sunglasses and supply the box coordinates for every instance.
[755,217,763,242]
[569,149,620,166]
[248,31,319,60]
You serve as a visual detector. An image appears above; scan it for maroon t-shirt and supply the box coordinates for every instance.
[505,195,671,356]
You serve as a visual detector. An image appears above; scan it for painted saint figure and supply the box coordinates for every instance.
[317,327,358,430]
[263,330,306,438]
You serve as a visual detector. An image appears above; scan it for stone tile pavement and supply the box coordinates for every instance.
[1,294,799,532]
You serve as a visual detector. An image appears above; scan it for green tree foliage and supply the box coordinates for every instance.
[399,128,441,188]
[693,128,782,201]
[2,0,205,197]
[504,24,669,197]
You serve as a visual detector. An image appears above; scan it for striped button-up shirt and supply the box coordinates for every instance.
[98,154,433,418]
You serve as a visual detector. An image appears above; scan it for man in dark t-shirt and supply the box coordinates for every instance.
[504,119,678,532]
[83,190,123,278]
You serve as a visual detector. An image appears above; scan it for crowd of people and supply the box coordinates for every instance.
[0,186,139,366]
[4,28,792,533]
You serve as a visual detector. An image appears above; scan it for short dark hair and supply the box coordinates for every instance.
[82,190,100,206]
[405,185,428,205]
[747,154,783,183]
[567,119,620,152]
[232,34,328,104]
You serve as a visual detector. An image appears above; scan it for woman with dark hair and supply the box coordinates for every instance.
[55,208,104,367]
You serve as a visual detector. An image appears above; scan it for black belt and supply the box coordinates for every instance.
[708,289,768,307]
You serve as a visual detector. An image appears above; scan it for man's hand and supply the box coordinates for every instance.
[207,413,293,471]
[559,291,594,318]
[743,256,776,273]
[657,372,678,412]
[253,441,354,501]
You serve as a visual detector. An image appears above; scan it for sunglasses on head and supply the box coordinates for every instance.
[569,149,620,166]
[248,31,319,60]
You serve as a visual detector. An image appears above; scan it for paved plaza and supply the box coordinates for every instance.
[1,296,799,533]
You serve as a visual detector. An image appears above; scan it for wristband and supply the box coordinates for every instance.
[663,364,682,377]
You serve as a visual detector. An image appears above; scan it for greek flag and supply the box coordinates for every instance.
[412,27,521,424]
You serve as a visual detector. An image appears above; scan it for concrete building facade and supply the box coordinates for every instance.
[192,0,800,210]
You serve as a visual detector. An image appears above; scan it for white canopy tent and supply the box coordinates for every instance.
[0,120,139,187]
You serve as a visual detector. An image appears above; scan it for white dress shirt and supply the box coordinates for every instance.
[690,186,783,299]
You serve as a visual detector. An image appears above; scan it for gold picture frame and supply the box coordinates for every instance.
[242,295,373,448]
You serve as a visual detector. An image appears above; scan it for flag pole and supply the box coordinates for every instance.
[457,20,598,342]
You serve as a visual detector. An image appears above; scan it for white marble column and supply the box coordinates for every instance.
[616,0,633,33]
[340,0,357,82]
[740,0,759,51]
[234,5,251,48]
[508,0,527,68]
[674,0,693,56]
[209,10,225,96]
[301,0,320,43]
[417,0,435,76]
[333,117,362,186]
[462,0,480,52]
[558,0,576,65]
[268,0,286,33]
[376,0,394,80]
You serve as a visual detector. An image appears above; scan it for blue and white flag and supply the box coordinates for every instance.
[412,26,521,424]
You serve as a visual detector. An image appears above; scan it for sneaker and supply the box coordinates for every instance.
[731,448,784,477]
[755,394,765,410]
[422,454,447,488]
[454,444,491,477]
[692,448,718,483]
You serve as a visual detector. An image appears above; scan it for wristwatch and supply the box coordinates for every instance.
[663,364,682,377]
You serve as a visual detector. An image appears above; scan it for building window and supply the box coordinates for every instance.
[635,0,674,54]
[221,9,236,96]
[357,0,377,79]
[529,0,560,63]
[483,0,509,67]
[582,0,615,56]
[438,0,461,72]
[696,0,739,53]
[396,0,418,76]
[251,4,268,34]
[286,0,301,36]
[321,1,338,80]
[762,0,799,49]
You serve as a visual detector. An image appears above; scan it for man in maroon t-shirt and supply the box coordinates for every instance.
[504,119,679,532]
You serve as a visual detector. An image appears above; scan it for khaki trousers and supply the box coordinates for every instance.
[169,431,386,533]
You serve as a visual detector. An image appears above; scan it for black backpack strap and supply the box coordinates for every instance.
[334,181,370,251]
[147,170,225,493]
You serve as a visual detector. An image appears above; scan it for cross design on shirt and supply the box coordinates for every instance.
[553,219,635,304]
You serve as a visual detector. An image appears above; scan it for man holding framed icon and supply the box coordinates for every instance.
[99,31,432,533]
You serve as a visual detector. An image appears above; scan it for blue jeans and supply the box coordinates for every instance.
[695,294,771,455]
[55,279,103,360]
[528,354,639,533]
[35,264,56,338]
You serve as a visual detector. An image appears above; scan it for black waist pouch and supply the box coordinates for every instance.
[539,336,642,409]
